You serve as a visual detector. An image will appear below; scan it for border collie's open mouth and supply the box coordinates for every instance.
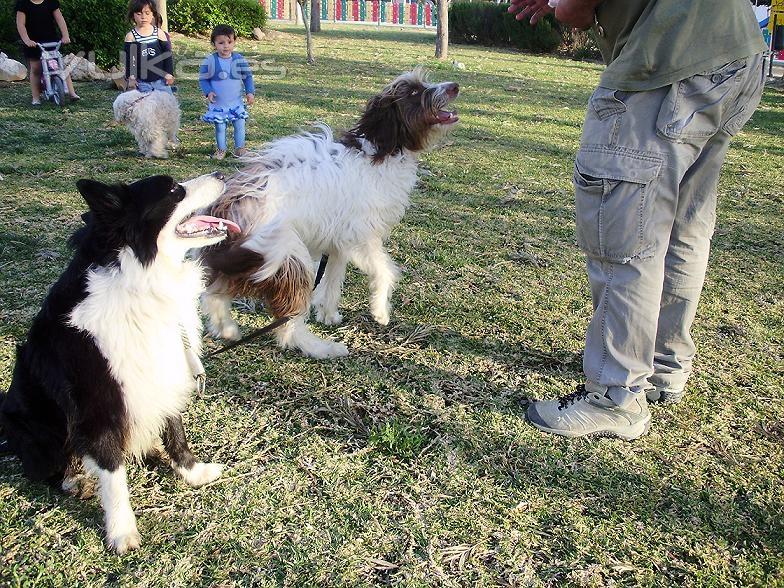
[175,215,241,238]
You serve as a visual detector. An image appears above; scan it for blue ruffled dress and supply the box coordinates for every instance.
[202,56,249,124]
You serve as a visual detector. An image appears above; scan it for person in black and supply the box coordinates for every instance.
[124,0,174,93]
[15,0,79,105]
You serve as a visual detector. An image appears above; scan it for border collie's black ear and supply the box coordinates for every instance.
[76,179,124,216]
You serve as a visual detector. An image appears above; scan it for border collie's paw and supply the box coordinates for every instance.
[315,307,342,326]
[108,529,141,554]
[179,462,223,487]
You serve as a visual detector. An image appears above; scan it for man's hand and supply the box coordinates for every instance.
[61,35,70,44]
[23,38,37,48]
[127,76,137,90]
[207,92,217,103]
[246,94,254,106]
[164,74,174,86]
[507,0,553,25]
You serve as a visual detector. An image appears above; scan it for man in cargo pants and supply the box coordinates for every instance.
[509,0,768,439]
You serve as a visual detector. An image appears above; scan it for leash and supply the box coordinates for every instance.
[126,91,151,108]
[313,252,329,288]
[180,324,207,393]
[204,254,330,359]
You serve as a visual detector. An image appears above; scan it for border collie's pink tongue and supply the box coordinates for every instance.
[177,215,241,237]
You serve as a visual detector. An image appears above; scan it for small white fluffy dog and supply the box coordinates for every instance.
[200,68,459,359]
[113,90,181,159]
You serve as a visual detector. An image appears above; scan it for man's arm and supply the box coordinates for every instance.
[555,0,603,30]
[508,0,602,28]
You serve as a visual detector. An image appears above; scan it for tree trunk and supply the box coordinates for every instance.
[159,0,168,30]
[435,0,448,59]
[310,0,321,33]
[297,0,316,64]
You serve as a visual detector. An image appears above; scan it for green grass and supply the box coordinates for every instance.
[1,23,783,587]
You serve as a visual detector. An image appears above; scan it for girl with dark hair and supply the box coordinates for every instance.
[124,0,174,93]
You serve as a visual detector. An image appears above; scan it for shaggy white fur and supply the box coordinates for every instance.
[113,90,181,159]
[202,69,459,359]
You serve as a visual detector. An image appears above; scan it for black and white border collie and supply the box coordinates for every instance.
[0,173,240,553]
[200,68,459,359]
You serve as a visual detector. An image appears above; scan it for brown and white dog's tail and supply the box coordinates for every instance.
[201,221,313,323]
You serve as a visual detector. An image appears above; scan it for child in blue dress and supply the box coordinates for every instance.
[199,25,255,160]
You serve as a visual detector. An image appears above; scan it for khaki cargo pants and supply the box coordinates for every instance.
[575,53,765,407]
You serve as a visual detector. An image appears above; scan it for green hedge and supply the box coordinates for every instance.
[0,0,127,67]
[61,0,127,68]
[168,0,267,38]
[449,2,561,52]
[0,0,18,59]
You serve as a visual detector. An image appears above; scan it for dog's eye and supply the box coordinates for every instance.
[170,184,185,200]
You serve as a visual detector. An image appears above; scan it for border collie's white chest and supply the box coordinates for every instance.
[69,249,204,456]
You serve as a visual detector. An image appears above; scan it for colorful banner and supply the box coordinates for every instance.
[262,0,436,27]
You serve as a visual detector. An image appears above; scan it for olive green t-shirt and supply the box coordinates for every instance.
[594,0,768,91]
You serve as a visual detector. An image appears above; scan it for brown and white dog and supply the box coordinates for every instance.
[200,68,459,358]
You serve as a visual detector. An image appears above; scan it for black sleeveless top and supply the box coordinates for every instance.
[124,26,173,82]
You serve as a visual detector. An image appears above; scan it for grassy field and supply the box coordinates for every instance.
[1,23,783,587]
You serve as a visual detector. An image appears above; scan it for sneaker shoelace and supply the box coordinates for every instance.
[558,384,590,410]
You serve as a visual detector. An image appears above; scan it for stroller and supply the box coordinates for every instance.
[36,41,69,107]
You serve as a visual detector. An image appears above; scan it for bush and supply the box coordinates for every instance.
[449,1,561,53]
[168,0,267,38]
[0,0,127,67]
[558,27,601,61]
[0,0,20,59]
[60,0,128,68]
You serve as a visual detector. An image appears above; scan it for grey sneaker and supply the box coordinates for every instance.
[646,386,685,404]
[527,384,651,441]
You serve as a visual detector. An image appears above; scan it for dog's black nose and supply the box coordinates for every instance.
[212,171,225,181]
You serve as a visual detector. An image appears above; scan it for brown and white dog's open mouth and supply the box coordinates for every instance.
[431,81,460,126]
